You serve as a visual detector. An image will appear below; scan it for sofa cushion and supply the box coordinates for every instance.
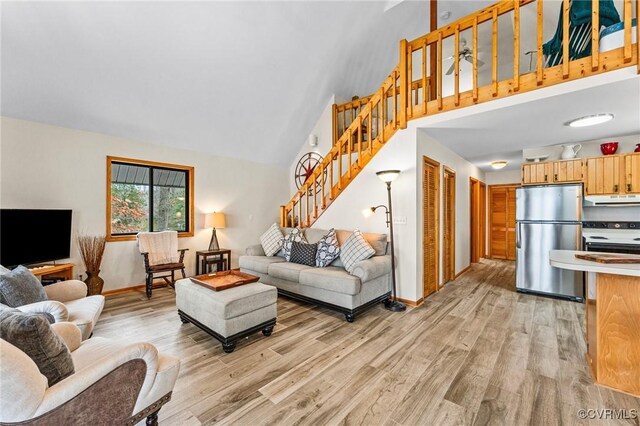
[0,307,74,386]
[299,267,361,295]
[0,266,48,307]
[315,228,340,267]
[340,230,376,273]
[268,262,312,282]
[64,295,106,340]
[289,242,317,267]
[260,223,284,257]
[0,265,11,275]
[239,255,286,274]
[335,230,387,256]
[282,228,307,261]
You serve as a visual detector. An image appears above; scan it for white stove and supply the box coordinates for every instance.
[582,221,640,254]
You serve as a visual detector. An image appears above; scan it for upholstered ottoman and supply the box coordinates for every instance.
[175,279,277,353]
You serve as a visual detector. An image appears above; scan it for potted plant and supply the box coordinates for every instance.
[77,234,107,295]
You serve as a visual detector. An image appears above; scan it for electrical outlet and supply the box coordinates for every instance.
[393,216,407,225]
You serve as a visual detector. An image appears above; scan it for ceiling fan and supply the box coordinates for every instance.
[444,38,485,75]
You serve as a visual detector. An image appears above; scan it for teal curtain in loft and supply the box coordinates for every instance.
[543,0,621,66]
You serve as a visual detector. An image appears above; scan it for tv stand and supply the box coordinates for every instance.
[29,263,74,282]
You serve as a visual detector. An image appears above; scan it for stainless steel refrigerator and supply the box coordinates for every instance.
[515,183,584,301]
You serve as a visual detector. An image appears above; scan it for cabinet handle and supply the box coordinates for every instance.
[614,184,618,193]
[544,174,548,182]
[628,184,632,192]
[554,174,558,181]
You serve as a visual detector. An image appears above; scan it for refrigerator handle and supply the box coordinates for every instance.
[516,222,522,249]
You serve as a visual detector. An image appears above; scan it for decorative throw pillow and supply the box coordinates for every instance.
[0,265,11,276]
[282,228,308,261]
[260,223,285,257]
[316,228,340,267]
[0,266,48,307]
[340,229,376,273]
[289,242,318,267]
[0,307,74,386]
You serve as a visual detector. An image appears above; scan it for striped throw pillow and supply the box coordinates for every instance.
[340,229,376,273]
[260,223,284,257]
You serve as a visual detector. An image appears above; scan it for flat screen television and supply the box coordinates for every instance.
[0,209,73,267]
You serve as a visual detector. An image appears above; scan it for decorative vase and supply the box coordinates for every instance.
[561,144,582,159]
[635,144,640,153]
[600,142,618,155]
[84,270,104,295]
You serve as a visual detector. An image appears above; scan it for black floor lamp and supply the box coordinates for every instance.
[363,170,406,312]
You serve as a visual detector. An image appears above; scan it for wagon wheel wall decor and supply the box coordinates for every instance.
[295,152,327,192]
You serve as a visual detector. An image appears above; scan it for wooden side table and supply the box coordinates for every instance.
[29,263,75,283]
[195,249,231,275]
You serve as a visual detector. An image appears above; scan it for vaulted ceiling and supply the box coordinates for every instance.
[1,1,432,166]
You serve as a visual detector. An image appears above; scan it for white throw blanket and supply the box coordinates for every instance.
[137,231,179,266]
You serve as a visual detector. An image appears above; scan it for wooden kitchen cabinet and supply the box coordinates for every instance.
[624,153,640,194]
[585,156,620,195]
[522,162,552,185]
[553,159,584,183]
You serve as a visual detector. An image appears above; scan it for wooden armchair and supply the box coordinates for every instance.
[137,231,188,299]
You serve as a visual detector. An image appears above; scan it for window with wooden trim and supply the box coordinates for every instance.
[106,156,194,241]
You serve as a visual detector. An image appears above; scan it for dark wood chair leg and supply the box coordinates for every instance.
[146,274,153,299]
[146,410,159,426]
[181,268,186,279]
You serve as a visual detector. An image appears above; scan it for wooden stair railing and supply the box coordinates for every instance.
[285,0,639,228]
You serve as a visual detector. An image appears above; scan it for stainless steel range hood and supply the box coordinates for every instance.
[584,194,640,206]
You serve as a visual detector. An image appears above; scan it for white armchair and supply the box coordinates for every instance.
[16,280,104,340]
[0,323,180,425]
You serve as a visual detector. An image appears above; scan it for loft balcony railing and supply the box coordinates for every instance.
[283,0,639,228]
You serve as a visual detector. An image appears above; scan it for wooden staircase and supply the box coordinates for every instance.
[281,0,640,228]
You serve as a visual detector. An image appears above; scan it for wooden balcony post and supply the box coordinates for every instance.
[279,205,286,227]
[473,17,478,101]
[454,25,460,106]
[437,32,443,109]
[562,0,569,78]
[637,0,640,73]
[623,0,632,62]
[331,104,340,146]
[422,39,428,111]
[591,0,600,70]
[537,0,544,84]
[513,0,520,91]
[399,39,408,129]
[492,8,498,96]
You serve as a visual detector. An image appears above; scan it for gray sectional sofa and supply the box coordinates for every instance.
[239,227,392,322]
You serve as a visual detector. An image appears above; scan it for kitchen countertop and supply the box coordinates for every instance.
[549,250,640,277]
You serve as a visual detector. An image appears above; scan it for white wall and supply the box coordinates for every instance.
[416,130,485,292]
[485,169,522,185]
[312,129,419,301]
[0,117,289,291]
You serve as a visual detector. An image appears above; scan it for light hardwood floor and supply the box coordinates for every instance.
[95,259,640,425]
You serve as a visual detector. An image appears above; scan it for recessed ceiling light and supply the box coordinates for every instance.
[440,11,451,20]
[491,161,507,170]
[566,114,614,128]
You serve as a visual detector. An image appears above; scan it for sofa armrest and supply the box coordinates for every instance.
[350,255,392,282]
[245,244,266,256]
[17,300,69,323]
[50,322,82,352]
[34,341,161,417]
[44,280,88,303]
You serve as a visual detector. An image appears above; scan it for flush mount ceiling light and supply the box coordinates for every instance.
[566,114,614,128]
[491,161,507,170]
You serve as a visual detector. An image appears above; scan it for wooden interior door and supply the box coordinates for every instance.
[585,156,621,195]
[470,178,483,263]
[443,167,456,285]
[423,157,440,298]
[489,184,518,260]
[479,182,487,258]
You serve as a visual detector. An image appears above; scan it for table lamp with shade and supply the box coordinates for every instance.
[205,212,226,250]
[362,170,406,312]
